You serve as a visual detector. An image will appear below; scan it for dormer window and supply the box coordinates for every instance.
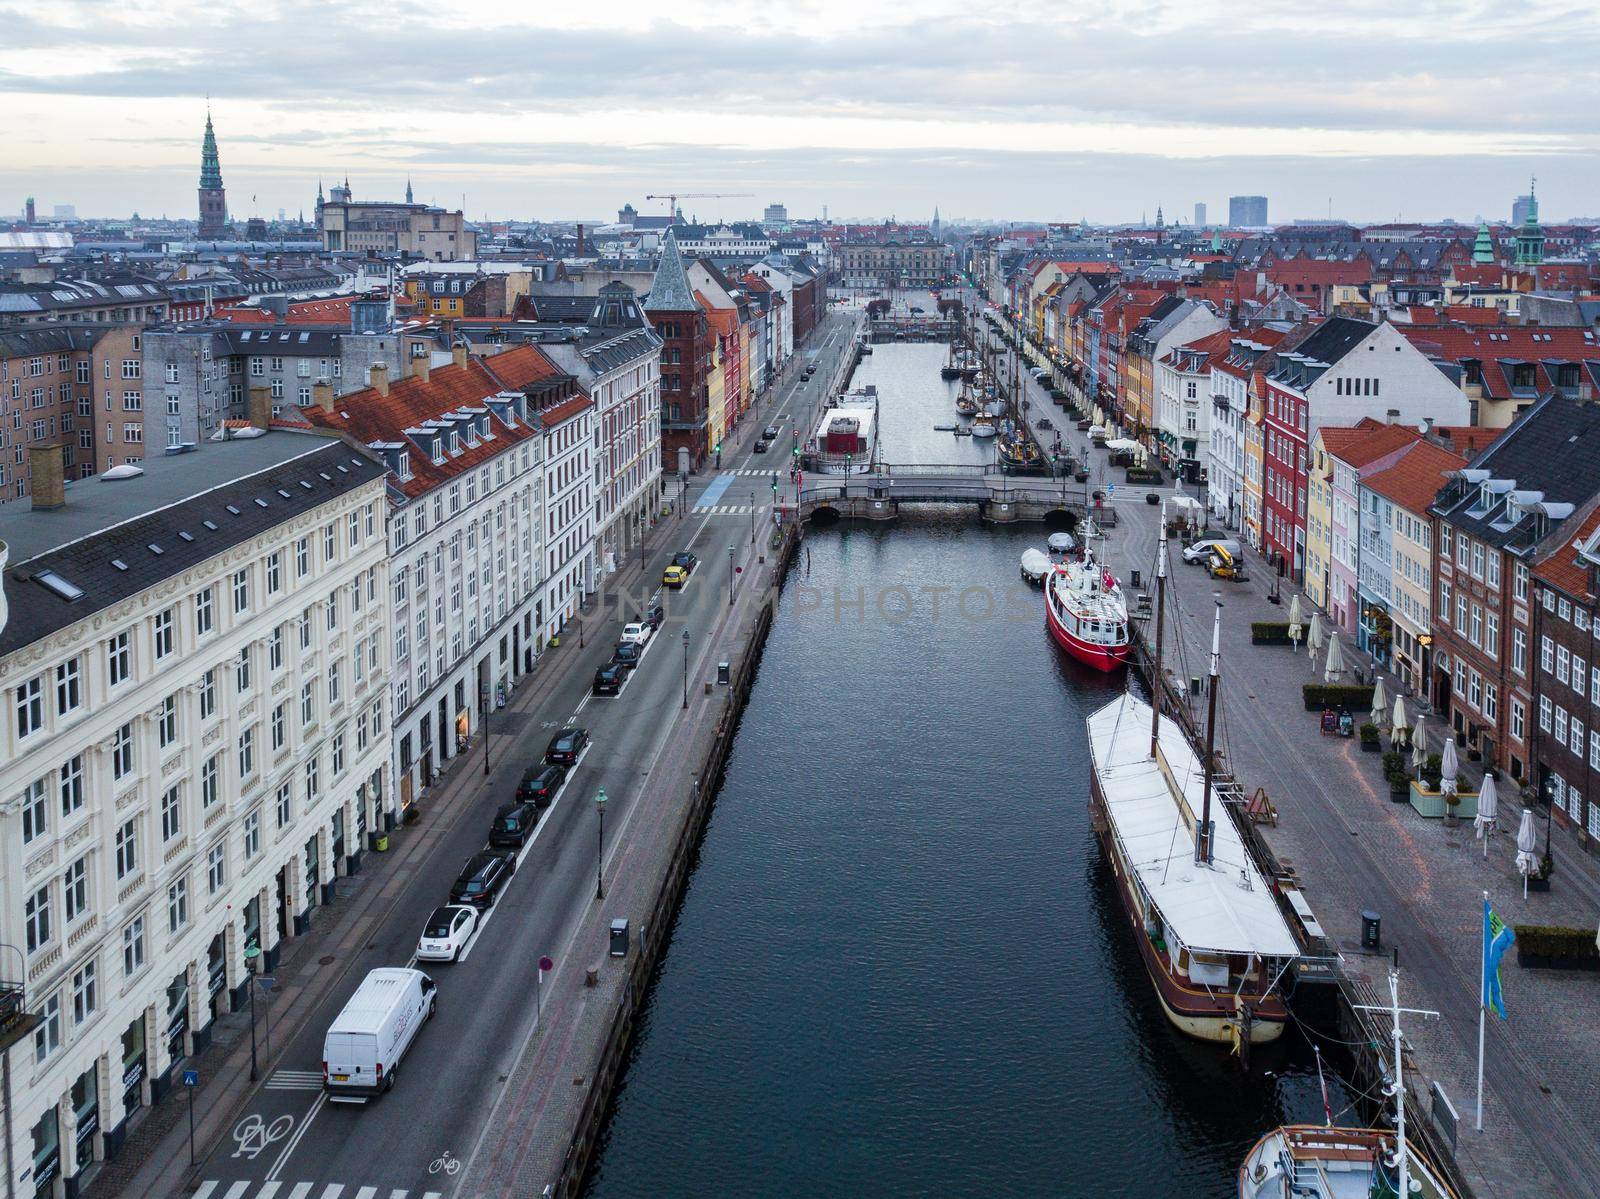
[431,434,445,465]
[449,429,461,456]
[397,449,411,479]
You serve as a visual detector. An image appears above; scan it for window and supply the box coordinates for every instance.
[112,722,134,780]
[304,755,320,802]
[16,675,44,739]
[105,628,134,687]
[1456,595,1467,634]
[60,858,88,927]
[1572,717,1586,756]
[1483,684,1498,722]
[232,569,249,614]
[266,551,282,595]
[1541,635,1555,673]
[238,726,255,778]
[1558,645,1571,684]
[60,754,84,819]
[243,810,261,861]
[1471,605,1482,648]
[271,701,286,751]
[299,608,313,651]
[1543,590,1555,613]
[55,657,81,715]
[1514,562,1529,602]
[1456,533,1468,567]
[1559,597,1572,622]
[1513,628,1526,675]
[21,778,48,844]
[207,844,227,894]
[327,662,341,708]
[295,537,309,578]
[154,608,174,660]
[1486,553,1500,590]
[196,586,214,636]
[276,781,292,829]
[167,877,189,933]
[323,523,336,563]
[161,783,182,842]
[331,731,345,777]
[1468,670,1482,710]
[1471,542,1484,579]
[348,511,360,548]
[1510,699,1525,742]
[1592,730,1600,771]
[71,961,97,1025]
[1575,656,1587,699]
[235,646,252,693]
[1540,694,1553,732]
[25,885,52,953]
[269,626,284,672]
[1555,705,1568,746]
[199,668,217,720]
[301,681,315,727]
[325,592,338,632]
[201,753,220,810]
[33,994,60,1063]
[123,915,146,976]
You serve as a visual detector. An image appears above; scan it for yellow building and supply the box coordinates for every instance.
[1304,433,1335,612]
[1242,390,1265,552]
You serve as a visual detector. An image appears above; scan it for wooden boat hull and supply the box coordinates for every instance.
[1089,769,1288,1044]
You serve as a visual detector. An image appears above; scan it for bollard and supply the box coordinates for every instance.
[1360,910,1381,951]
[585,964,600,987]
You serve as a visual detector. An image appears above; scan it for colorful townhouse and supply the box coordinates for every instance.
[1530,508,1600,845]
[1206,330,1283,533]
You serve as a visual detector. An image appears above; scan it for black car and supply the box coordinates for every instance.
[753,438,770,453]
[593,663,624,696]
[612,641,642,671]
[644,595,666,629]
[763,425,781,440]
[518,762,566,808]
[488,801,539,849]
[545,727,589,765]
[448,851,516,909]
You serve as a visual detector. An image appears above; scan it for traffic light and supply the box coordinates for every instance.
[771,472,779,493]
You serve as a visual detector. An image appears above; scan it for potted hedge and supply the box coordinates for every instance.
[1386,769,1412,803]
[1359,723,1382,752]
[1514,924,1598,969]
[1528,852,1554,893]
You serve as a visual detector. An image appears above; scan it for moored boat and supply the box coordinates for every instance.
[1044,550,1129,671]
[1238,1125,1456,1199]
[1020,548,1051,584]
[971,419,996,438]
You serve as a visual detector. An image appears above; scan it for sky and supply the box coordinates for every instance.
[1,0,1596,225]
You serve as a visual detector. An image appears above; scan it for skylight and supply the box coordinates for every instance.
[179,531,195,542]
[148,544,164,556]
[202,520,218,531]
[35,570,85,601]
[112,559,129,571]
[225,504,241,515]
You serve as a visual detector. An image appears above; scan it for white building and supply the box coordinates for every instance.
[1156,328,1230,483]
[1207,335,1279,529]
[532,375,596,646]
[532,284,661,579]
[0,432,391,1197]
[744,255,798,365]
[299,345,554,806]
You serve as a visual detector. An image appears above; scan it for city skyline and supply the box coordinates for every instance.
[2,0,1596,223]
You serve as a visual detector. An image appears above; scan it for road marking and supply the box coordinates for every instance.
[573,692,591,715]
[259,1185,282,1199]
[224,1184,252,1199]
[287,1186,314,1199]
[194,1184,217,1199]
[319,1186,345,1199]
[232,1112,294,1160]
[266,1091,327,1181]
[352,1189,377,1199]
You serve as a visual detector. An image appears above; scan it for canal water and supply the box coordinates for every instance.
[585,346,1347,1198]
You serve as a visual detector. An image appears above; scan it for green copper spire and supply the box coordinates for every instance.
[1471,220,1495,264]
[1210,229,1223,253]
[200,111,223,190]
[1514,175,1544,266]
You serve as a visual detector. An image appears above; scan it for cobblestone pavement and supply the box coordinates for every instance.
[988,312,1600,1199]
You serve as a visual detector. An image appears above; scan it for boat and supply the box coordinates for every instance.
[1047,531,1076,556]
[1020,548,1051,584]
[1045,546,1129,671]
[971,420,996,438]
[1085,535,1300,1045]
[953,427,973,437]
[997,430,1045,473]
[806,388,879,475]
[955,392,979,417]
[1239,971,1456,1198]
[940,343,963,380]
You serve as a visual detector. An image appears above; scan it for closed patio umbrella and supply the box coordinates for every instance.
[1439,737,1459,800]
[1392,696,1409,739]
[1411,726,1429,772]
[1306,612,1325,657]
[1324,633,1346,682]
[1287,594,1304,651]
[1515,808,1539,898]
[1474,773,1499,859]
[1371,678,1389,727]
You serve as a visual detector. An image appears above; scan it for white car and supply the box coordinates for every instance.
[620,622,651,646]
[415,905,478,962]
[1182,538,1241,565]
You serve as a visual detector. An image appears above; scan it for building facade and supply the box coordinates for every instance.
[836,240,948,289]
[646,233,713,474]
[0,436,391,1198]
[1530,512,1600,847]
[318,188,477,261]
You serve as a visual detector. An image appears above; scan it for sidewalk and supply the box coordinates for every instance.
[986,311,1600,1197]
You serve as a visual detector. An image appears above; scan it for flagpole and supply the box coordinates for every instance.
[1476,889,1487,1131]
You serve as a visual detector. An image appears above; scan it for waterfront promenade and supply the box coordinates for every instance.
[988,309,1600,1199]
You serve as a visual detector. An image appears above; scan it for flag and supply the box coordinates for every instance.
[1482,898,1514,1019]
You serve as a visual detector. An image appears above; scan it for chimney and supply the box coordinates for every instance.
[248,384,273,429]
[576,223,585,257]
[312,380,334,413]
[370,362,389,396]
[452,345,468,369]
[411,354,430,384]
[29,443,66,511]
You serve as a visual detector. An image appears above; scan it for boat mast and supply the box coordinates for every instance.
[1196,599,1221,864]
[1388,967,1410,1199]
[1149,522,1168,759]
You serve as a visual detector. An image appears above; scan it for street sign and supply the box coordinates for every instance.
[539,956,553,972]
[182,1069,199,1088]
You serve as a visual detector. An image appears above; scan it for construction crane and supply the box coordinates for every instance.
[645,192,754,219]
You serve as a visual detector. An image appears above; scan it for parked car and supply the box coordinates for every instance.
[544,727,589,765]
[612,641,642,671]
[620,622,651,646]
[593,663,624,696]
[754,438,771,453]
[448,851,516,909]
[663,551,697,588]
[643,594,666,629]
[488,800,539,849]
[518,762,566,808]
[763,425,781,440]
[415,905,479,962]
[323,968,437,1099]
[1182,538,1242,566]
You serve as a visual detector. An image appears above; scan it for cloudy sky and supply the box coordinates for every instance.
[1,0,1594,225]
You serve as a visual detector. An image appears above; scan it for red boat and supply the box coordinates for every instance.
[1044,553,1130,671]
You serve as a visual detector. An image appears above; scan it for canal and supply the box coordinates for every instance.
[585,346,1347,1197]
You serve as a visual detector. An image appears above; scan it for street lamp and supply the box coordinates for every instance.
[243,941,261,1080]
[727,543,735,606]
[595,787,607,901]
[750,490,756,544]
[479,684,491,777]
[682,629,691,709]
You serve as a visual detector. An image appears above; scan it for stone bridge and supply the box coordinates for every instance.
[796,466,1096,524]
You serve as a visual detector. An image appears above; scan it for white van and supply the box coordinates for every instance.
[322,967,437,1101]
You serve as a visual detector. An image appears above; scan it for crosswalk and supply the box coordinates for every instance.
[724,467,784,476]
[193,1184,442,1199]
[263,1069,323,1091]
[692,503,761,515]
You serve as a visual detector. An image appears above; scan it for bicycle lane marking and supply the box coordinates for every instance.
[265,1090,327,1181]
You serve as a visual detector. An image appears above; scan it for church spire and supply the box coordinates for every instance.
[1472,220,1495,264]
[1515,174,1544,266]
[197,108,228,238]
[199,110,223,191]
[405,177,414,205]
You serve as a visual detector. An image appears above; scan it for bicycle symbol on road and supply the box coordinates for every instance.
[232,1112,293,1160]
[429,1150,462,1176]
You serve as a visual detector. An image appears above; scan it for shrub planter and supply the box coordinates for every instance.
[1254,621,1293,646]
[1526,877,1552,893]
[1361,738,1382,753]
[1514,926,1599,969]
[1408,781,1478,820]
[1302,683,1377,710]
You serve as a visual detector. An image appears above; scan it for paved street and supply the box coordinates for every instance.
[983,304,1600,1199]
[104,313,861,1199]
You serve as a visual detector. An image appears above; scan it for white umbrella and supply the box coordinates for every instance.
[1288,594,1304,651]
[1439,737,1459,799]
[1306,612,1325,657]
[1411,726,1429,772]
[1474,773,1500,859]
[1515,808,1539,898]
[1324,633,1346,682]
[1105,437,1140,452]
[1392,696,1409,737]
[1371,677,1389,727]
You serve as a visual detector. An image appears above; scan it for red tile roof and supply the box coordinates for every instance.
[215,295,371,325]
[1533,506,1600,599]
[1317,419,1422,467]
[298,344,571,499]
[1361,441,1467,515]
